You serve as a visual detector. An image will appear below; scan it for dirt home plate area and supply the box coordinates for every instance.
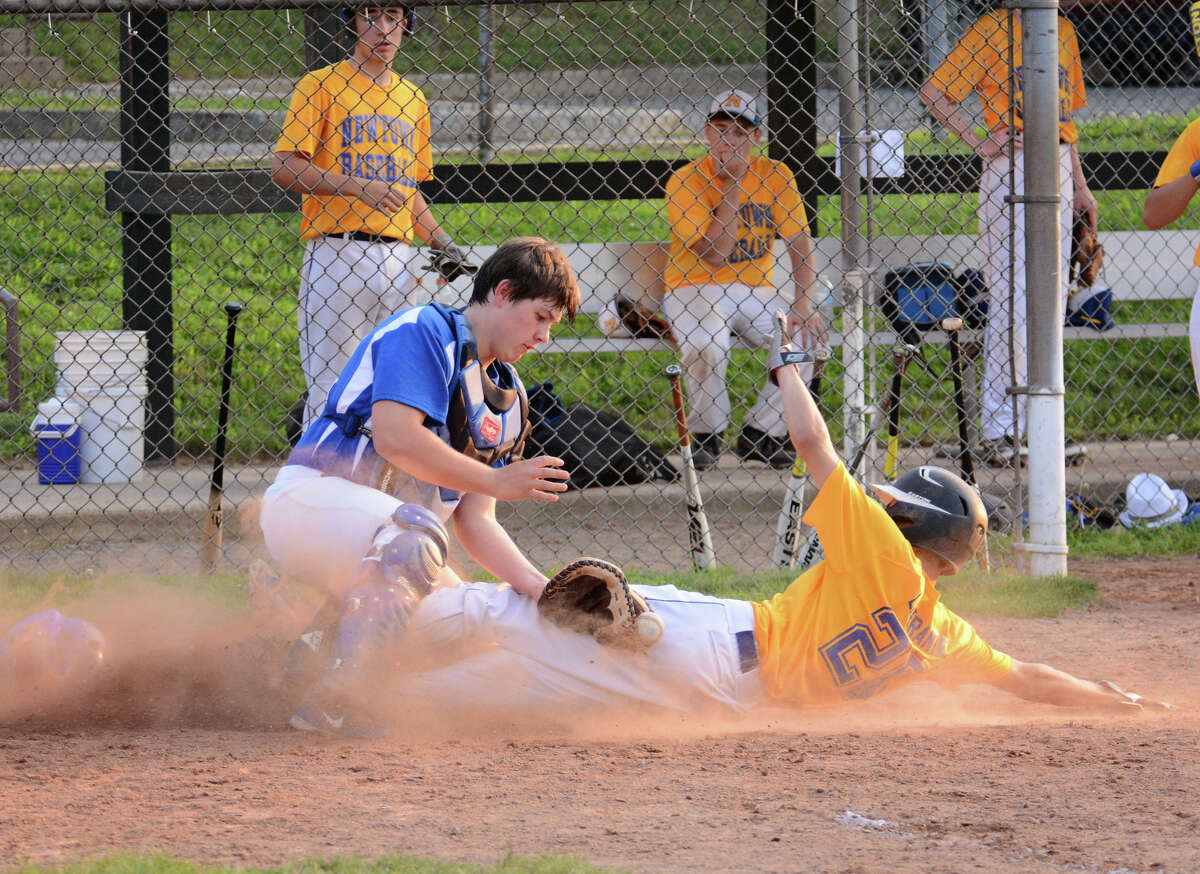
[0,556,1196,874]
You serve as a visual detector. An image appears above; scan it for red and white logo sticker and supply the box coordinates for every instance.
[480,416,501,443]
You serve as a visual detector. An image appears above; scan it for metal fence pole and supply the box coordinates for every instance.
[1020,0,1068,576]
[836,0,867,466]
[477,2,495,163]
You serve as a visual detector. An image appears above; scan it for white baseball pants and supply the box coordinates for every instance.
[259,465,401,597]
[298,235,418,427]
[977,144,1073,441]
[397,582,766,715]
[663,282,808,437]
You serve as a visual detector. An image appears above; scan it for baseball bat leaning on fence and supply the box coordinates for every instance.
[201,302,243,574]
[939,317,991,572]
[772,347,831,569]
[664,364,716,571]
[941,317,976,486]
[884,342,920,482]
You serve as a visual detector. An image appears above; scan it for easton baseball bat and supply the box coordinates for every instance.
[665,364,716,571]
[941,316,976,485]
[884,342,919,482]
[771,347,830,569]
[201,301,243,573]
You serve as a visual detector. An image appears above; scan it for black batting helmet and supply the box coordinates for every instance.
[342,4,416,36]
[871,465,987,573]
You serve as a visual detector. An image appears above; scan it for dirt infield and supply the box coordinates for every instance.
[1,557,1197,874]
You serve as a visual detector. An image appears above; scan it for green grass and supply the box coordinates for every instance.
[936,571,1099,618]
[0,3,769,84]
[4,855,622,874]
[1067,517,1200,558]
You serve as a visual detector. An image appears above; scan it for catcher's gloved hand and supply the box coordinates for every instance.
[1070,213,1103,289]
[767,310,818,386]
[1099,680,1174,712]
[538,557,665,651]
[424,242,478,283]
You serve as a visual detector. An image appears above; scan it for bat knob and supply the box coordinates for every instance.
[665,364,682,378]
[941,317,963,332]
[225,302,244,316]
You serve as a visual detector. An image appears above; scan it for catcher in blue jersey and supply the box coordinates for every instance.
[258,237,579,733]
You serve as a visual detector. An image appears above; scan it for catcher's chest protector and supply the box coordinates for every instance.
[430,303,530,466]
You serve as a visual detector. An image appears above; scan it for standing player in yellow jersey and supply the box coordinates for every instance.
[662,89,828,469]
[1143,119,1200,400]
[919,7,1095,466]
[272,5,472,429]
[383,329,1168,718]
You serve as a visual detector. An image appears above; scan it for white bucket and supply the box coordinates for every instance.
[76,385,146,483]
[54,330,147,395]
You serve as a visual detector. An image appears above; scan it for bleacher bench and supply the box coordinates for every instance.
[412,229,1196,353]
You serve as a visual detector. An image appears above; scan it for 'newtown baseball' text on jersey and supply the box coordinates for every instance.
[664,155,809,290]
[927,10,1086,144]
[751,463,1012,707]
[276,61,433,241]
[1155,118,1200,267]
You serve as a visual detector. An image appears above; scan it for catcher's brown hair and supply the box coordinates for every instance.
[470,237,580,322]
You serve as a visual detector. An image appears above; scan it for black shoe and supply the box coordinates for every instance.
[736,426,794,468]
[691,432,721,470]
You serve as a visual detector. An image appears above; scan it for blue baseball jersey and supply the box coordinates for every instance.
[289,304,499,521]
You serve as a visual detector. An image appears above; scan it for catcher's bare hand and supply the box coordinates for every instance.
[357,179,410,215]
[491,455,569,502]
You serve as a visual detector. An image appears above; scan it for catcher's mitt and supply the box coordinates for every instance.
[1070,212,1103,289]
[616,296,676,344]
[424,244,478,283]
[538,557,665,650]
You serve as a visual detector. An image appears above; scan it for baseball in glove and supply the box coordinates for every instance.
[424,243,478,283]
[1070,211,1104,289]
[538,557,665,650]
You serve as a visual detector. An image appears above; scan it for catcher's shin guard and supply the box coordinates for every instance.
[331,503,451,672]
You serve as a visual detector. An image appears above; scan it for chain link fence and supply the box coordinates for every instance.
[1,0,1197,576]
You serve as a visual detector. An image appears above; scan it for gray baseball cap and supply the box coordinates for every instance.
[707,89,762,127]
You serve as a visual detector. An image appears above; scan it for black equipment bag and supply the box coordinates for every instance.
[525,382,678,490]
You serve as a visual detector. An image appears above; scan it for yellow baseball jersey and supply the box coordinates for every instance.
[1154,119,1200,266]
[276,60,433,241]
[663,155,809,290]
[927,11,1086,144]
[752,463,1012,707]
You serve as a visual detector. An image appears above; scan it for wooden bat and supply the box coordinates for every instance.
[771,346,830,569]
[941,316,976,485]
[201,302,243,573]
[665,363,716,571]
[884,342,919,482]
